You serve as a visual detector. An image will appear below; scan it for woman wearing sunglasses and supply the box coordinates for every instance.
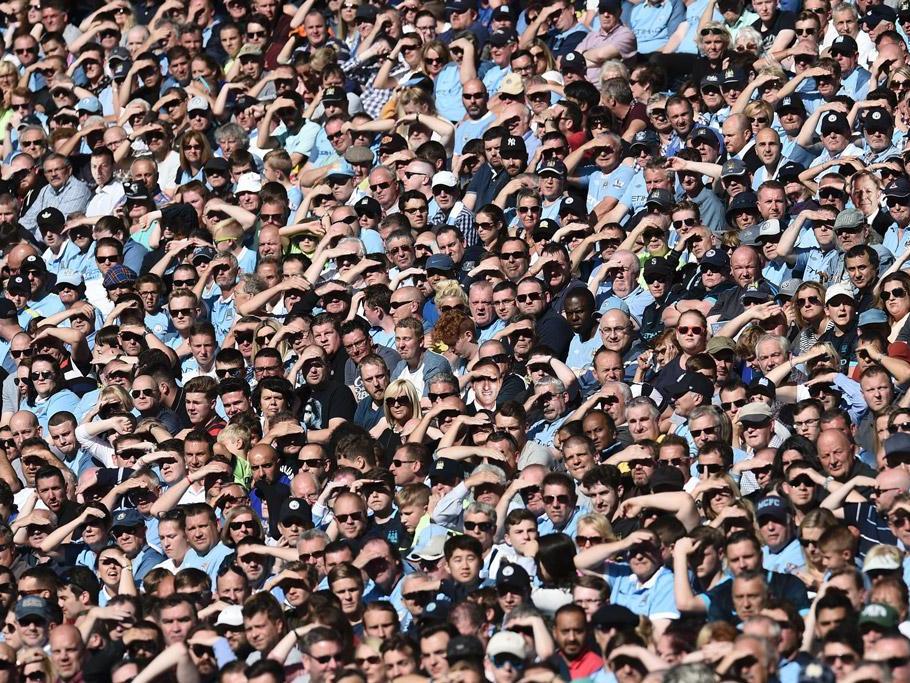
[879,272,910,342]
[24,354,80,432]
[371,379,422,463]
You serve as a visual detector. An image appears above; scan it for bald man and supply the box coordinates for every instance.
[50,625,85,682]
[402,159,436,198]
[248,443,291,531]
[455,79,494,155]
[6,243,39,275]
[707,246,764,323]
[389,286,425,323]
[722,113,754,159]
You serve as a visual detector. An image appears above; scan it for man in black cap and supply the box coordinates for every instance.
[829,35,870,100]
[862,108,899,164]
[670,371,714,422]
[640,257,679,344]
[776,96,808,155]
[490,135,529,207]
[464,126,508,210]
[20,254,64,322]
[809,111,863,167]
[204,157,233,199]
[439,0,489,46]
[885,178,910,257]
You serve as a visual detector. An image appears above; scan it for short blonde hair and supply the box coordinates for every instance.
[382,379,422,424]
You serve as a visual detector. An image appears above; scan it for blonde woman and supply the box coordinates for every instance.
[371,379,422,463]
[574,512,617,550]
[253,319,289,360]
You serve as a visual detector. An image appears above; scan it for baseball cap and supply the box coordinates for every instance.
[700,248,730,270]
[6,275,29,297]
[323,86,347,104]
[537,160,567,178]
[748,376,776,400]
[885,178,910,198]
[736,402,774,424]
[37,208,64,233]
[379,133,408,155]
[643,257,673,279]
[278,498,312,527]
[111,508,144,530]
[820,112,850,136]
[779,162,806,184]
[824,282,856,305]
[561,51,586,74]
[344,145,374,165]
[431,171,458,189]
[645,188,673,210]
[426,254,455,272]
[758,219,782,238]
[863,550,902,573]
[20,254,45,274]
[778,278,803,299]
[355,196,382,218]
[833,208,865,231]
[447,636,485,664]
[76,96,102,114]
[690,126,720,148]
[756,496,789,522]
[630,129,659,151]
[235,172,262,195]
[858,603,900,630]
[670,371,714,402]
[777,95,807,115]
[864,108,894,133]
[499,73,524,96]
[429,458,463,484]
[192,246,216,265]
[496,563,531,594]
[650,465,685,493]
[859,309,889,326]
[489,29,518,47]
[15,596,51,622]
[592,604,639,629]
[215,605,244,628]
[407,534,447,562]
[706,336,736,355]
[487,631,526,659]
[499,135,527,160]
[721,158,748,179]
[830,35,858,55]
[54,271,84,290]
[187,96,210,113]
[102,264,138,290]
[0,300,16,320]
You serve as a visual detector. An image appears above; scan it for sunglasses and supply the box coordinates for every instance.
[542,494,571,505]
[335,512,364,523]
[463,520,494,532]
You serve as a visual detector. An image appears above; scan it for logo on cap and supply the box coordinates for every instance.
[289,500,300,510]
[502,566,514,577]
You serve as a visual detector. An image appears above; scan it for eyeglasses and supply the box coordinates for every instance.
[299,550,325,562]
[310,653,341,665]
[253,364,280,374]
[892,421,910,434]
[823,654,856,666]
[30,371,53,381]
[698,463,724,475]
[10,348,31,359]
[701,27,726,36]
[672,218,697,229]
[576,535,603,546]
[229,519,256,531]
[501,251,527,261]
[385,396,411,407]
[335,512,364,523]
[677,326,704,335]
[883,286,909,302]
[355,655,381,667]
[690,426,717,438]
[542,494,571,505]
[424,56,444,65]
[96,254,119,263]
[517,205,541,214]
[130,389,155,399]
[170,307,194,318]
[789,475,815,488]
[517,292,542,303]
[462,92,486,99]
[463,520,494,532]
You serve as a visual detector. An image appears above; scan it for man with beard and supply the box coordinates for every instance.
[515,277,572,361]
[551,604,603,680]
[110,508,165,583]
[297,344,356,427]
[564,288,600,374]
[454,79,495,155]
[464,127,507,210]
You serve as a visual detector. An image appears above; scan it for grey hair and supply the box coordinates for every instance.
[336,236,366,257]
[298,528,330,543]
[832,2,858,18]
[664,663,717,683]
[426,371,459,389]
[626,396,659,419]
[599,60,629,82]
[237,273,267,296]
[215,123,249,149]
[535,376,566,393]
[756,334,790,357]
[465,500,498,526]
[603,381,633,403]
